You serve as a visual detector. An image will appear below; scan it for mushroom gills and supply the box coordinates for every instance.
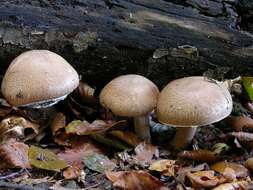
[19,94,67,109]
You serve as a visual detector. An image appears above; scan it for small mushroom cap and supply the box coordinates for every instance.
[157,76,232,127]
[99,74,159,117]
[1,50,79,106]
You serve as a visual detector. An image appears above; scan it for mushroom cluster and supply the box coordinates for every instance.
[1,50,79,108]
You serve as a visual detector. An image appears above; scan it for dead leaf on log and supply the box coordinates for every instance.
[226,116,253,131]
[211,161,249,180]
[28,145,68,171]
[83,153,116,173]
[212,180,250,190]
[106,170,169,190]
[133,141,159,166]
[178,149,218,162]
[51,112,66,136]
[187,170,227,189]
[65,119,127,135]
[110,130,141,147]
[0,116,39,142]
[148,159,178,176]
[0,138,30,169]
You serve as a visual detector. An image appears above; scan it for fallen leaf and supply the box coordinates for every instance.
[149,159,178,176]
[0,138,30,169]
[178,149,218,162]
[177,163,208,183]
[28,145,68,171]
[212,180,249,190]
[83,153,116,173]
[133,142,159,166]
[227,132,253,146]
[106,170,169,190]
[110,130,141,147]
[0,116,39,142]
[77,82,97,104]
[226,116,253,131]
[58,139,103,179]
[212,143,230,155]
[211,161,249,180]
[51,112,66,136]
[91,134,130,150]
[244,157,253,172]
[63,163,82,180]
[65,120,127,135]
[187,170,227,189]
[242,77,253,101]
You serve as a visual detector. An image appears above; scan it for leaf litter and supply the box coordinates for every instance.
[1,78,253,190]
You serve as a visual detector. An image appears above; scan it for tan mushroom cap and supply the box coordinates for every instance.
[99,74,159,117]
[157,76,232,127]
[1,50,79,106]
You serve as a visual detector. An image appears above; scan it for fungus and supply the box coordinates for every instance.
[99,74,159,141]
[1,50,79,108]
[156,76,233,149]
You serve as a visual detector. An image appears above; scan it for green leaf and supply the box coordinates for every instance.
[242,77,253,101]
[28,146,68,171]
[65,120,83,134]
[83,153,116,173]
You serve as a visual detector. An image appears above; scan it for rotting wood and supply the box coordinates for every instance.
[0,0,253,88]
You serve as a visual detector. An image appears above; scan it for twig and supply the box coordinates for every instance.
[0,169,24,180]
[0,180,46,190]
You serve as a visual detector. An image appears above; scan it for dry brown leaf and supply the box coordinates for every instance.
[110,130,141,147]
[78,82,97,104]
[57,138,103,166]
[226,116,253,131]
[211,161,249,180]
[149,159,178,176]
[187,170,227,189]
[0,116,39,142]
[178,149,218,162]
[227,132,253,146]
[0,105,12,118]
[212,180,249,190]
[63,163,82,180]
[133,141,159,166]
[0,138,30,169]
[106,170,169,190]
[65,120,128,135]
[177,163,208,183]
[51,112,66,136]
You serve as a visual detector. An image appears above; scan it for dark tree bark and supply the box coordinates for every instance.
[0,0,253,88]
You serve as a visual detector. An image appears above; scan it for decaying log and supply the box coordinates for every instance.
[0,0,253,88]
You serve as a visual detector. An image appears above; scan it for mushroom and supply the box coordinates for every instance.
[99,74,159,141]
[1,50,79,108]
[156,76,233,149]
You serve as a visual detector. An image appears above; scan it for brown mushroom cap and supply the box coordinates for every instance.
[157,76,232,127]
[1,50,79,106]
[99,74,159,117]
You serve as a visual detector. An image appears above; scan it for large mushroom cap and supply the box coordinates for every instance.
[99,74,159,117]
[157,76,232,127]
[1,50,79,107]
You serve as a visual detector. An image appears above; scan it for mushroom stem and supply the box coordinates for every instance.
[171,126,197,149]
[133,115,151,142]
